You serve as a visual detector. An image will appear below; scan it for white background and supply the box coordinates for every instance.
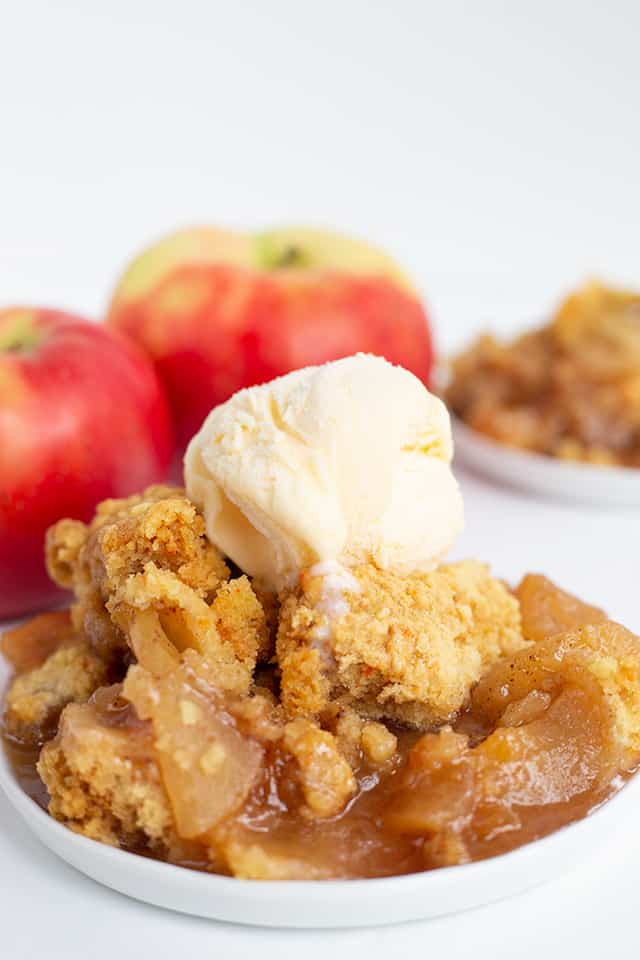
[1,1,640,955]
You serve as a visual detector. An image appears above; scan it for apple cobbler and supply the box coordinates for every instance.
[445,281,640,466]
[3,484,640,880]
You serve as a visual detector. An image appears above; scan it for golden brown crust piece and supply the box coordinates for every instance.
[44,485,271,697]
[110,564,259,695]
[4,641,112,743]
[38,689,177,851]
[282,718,356,818]
[45,485,230,659]
[210,576,270,673]
[248,580,279,662]
[278,560,526,727]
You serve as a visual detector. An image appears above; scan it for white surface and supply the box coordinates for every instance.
[5,647,639,928]
[453,419,640,507]
[1,0,640,955]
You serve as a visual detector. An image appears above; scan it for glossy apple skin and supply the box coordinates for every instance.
[108,264,434,450]
[0,310,173,619]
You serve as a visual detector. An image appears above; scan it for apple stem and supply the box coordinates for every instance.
[257,236,310,270]
[276,245,306,268]
[0,312,43,353]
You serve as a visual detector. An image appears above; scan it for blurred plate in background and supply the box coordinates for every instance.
[452,417,640,508]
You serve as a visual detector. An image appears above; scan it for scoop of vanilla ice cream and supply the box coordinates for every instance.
[184,354,463,591]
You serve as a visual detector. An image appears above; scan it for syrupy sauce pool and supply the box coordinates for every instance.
[4,737,49,809]
[2,612,635,880]
[2,719,630,880]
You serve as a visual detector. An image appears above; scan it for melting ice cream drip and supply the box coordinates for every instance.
[310,561,361,619]
[307,561,361,660]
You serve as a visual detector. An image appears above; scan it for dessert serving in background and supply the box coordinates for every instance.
[2,355,640,881]
[445,281,640,467]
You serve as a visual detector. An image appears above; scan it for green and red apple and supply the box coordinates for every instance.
[0,309,173,618]
[107,226,434,454]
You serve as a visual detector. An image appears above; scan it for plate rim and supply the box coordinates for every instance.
[450,415,640,506]
[452,414,640,481]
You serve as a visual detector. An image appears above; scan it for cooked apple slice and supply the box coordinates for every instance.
[123,662,263,839]
[515,574,607,642]
[1,610,77,673]
[472,623,640,756]
[385,624,640,841]
[384,729,476,836]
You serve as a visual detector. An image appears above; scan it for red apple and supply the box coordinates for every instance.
[0,309,173,619]
[106,226,434,453]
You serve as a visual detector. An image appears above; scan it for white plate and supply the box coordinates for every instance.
[452,417,640,507]
[1,659,639,928]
